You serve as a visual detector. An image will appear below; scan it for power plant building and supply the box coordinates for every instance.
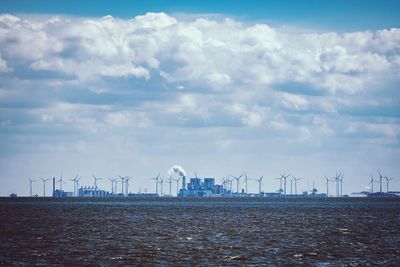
[78,187,109,197]
[179,177,219,197]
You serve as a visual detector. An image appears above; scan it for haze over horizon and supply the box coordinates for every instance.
[0,0,399,196]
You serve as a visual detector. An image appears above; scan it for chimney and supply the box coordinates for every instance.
[182,176,186,190]
[52,177,55,197]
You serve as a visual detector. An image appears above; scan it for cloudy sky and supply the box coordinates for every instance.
[1,0,399,196]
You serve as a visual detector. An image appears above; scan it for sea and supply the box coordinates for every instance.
[0,197,399,266]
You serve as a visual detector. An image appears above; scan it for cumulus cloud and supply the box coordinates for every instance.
[280,93,309,111]
[0,12,398,134]
[0,13,399,93]
[0,53,11,72]
[0,12,399,195]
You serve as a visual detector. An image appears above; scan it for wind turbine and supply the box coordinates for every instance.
[92,175,102,189]
[28,177,36,197]
[114,180,119,194]
[231,173,243,195]
[290,177,293,195]
[276,174,290,196]
[118,175,126,195]
[220,177,227,194]
[368,175,375,194]
[221,176,230,195]
[334,172,339,197]
[57,175,65,192]
[222,176,233,195]
[332,171,342,197]
[159,176,164,196]
[325,176,332,197]
[384,175,394,193]
[227,177,233,195]
[70,174,80,197]
[243,172,249,195]
[378,171,384,193]
[152,173,160,195]
[108,177,116,194]
[76,176,81,196]
[125,176,132,195]
[339,172,344,196]
[40,177,50,197]
[311,180,318,195]
[167,176,173,196]
[256,176,264,195]
[292,176,301,195]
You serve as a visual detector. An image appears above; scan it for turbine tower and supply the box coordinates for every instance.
[335,172,339,197]
[167,176,173,196]
[159,176,164,196]
[368,175,375,194]
[118,175,126,195]
[152,173,160,195]
[311,180,318,195]
[290,177,293,195]
[333,171,342,197]
[229,177,234,194]
[339,173,344,196]
[92,175,102,189]
[378,171,384,193]
[384,175,394,193]
[57,175,65,192]
[40,177,50,197]
[76,176,81,196]
[293,176,301,195]
[28,177,36,197]
[325,176,332,197]
[256,176,264,195]
[118,175,130,196]
[108,177,115,194]
[114,180,119,194]
[125,176,132,195]
[231,174,243,195]
[243,172,249,195]
[276,174,290,196]
[70,174,80,197]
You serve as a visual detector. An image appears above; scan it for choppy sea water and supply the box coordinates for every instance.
[0,197,399,266]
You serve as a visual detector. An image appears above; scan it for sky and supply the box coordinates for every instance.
[0,0,399,196]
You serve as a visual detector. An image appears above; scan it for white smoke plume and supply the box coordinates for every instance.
[168,165,186,177]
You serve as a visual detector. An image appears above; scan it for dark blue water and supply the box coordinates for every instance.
[0,197,399,266]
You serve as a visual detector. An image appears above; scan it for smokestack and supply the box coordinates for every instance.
[52,177,55,197]
[168,165,187,190]
[182,176,186,190]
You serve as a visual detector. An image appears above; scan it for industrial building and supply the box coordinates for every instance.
[78,187,109,197]
[52,190,73,197]
[178,177,229,196]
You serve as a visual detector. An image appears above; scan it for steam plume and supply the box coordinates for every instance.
[168,165,186,177]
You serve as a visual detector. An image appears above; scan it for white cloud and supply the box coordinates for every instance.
[105,111,152,128]
[229,104,265,127]
[345,121,400,139]
[281,93,309,111]
[0,13,400,195]
[0,13,398,94]
[0,53,11,72]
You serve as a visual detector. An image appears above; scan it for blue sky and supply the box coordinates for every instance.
[2,0,400,30]
[0,1,399,196]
